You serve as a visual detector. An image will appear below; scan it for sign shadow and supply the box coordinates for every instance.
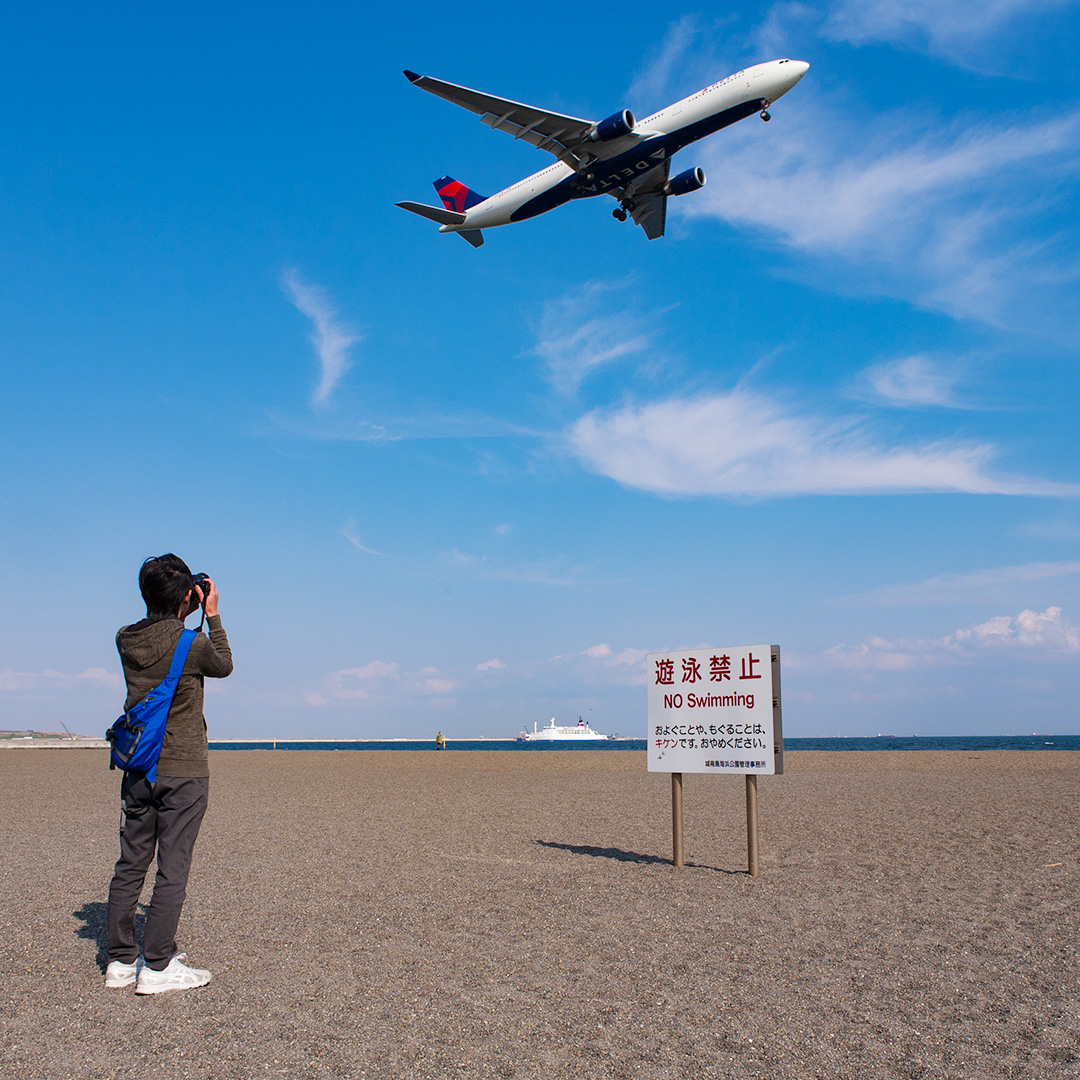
[535,839,743,875]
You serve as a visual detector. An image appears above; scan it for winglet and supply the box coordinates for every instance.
[403,70,422,83]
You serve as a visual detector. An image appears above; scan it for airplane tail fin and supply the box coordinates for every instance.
[398,174,488,247]
[434,175,487,213]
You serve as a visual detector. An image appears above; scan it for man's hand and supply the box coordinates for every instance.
[200,577,219,617]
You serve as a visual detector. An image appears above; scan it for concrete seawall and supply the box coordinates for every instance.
[0,738,111,749]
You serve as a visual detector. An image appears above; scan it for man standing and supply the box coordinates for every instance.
[105,554,233,994]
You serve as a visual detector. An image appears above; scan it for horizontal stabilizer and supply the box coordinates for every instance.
[459,230,484,248]
[395,201,466,226]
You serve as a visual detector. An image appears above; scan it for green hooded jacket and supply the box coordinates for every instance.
[115,615,233,777]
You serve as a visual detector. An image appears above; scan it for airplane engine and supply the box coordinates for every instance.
[588,109,636,142]
[664,167,707,196]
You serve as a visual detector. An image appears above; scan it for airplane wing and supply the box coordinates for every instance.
[615,161,671,240]
[404,70,604,170]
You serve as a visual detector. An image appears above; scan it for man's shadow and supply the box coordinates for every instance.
[536,840,742,874]
[74,902,145,972]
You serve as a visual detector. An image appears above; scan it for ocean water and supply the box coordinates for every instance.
[210,734,1080,752]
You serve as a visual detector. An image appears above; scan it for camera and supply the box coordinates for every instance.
[191,573,211,604]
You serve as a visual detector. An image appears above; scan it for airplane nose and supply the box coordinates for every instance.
[789,60,810,81]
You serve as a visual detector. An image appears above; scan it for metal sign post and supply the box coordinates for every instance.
[745,774,759,877]
[648,645,782,874]
[671,772,684,868]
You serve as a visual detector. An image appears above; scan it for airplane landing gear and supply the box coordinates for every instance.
[760,110,771,122]
[613,208,628,222]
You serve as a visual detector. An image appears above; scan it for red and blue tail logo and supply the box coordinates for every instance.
[434,175,487,213]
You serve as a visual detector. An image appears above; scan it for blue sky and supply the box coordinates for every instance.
[2,1,1079,738]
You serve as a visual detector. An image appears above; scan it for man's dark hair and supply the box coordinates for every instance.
[139,554,194,619]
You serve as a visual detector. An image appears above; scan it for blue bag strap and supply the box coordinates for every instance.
[165,628,197,682]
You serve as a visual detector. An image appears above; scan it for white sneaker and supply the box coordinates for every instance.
[104,959,142,988]
[134,953,211,995]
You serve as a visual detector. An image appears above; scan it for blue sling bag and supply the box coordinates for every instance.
[106,629,196,783]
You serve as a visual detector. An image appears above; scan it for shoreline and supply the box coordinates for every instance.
[4,733,1077,752]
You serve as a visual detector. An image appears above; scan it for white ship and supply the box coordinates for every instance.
[518,717,611,741]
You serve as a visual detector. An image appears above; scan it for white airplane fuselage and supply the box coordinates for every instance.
[439,59,809,236]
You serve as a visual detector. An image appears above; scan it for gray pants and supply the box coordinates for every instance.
[107,773,208,970]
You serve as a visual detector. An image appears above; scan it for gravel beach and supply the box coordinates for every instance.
[1,749,1077,1079]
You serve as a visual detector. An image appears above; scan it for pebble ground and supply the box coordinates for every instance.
[0,749,1077,1079]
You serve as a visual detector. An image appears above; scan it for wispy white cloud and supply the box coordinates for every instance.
[442,548,609,587]
[681,98,1080,329]
[799,605,1080,672]
[546,643,651,684]
[263,411,395,443]
[855,354,972,409]
[824,0,1071,62]
[305,642,651,712]
[263,407,541,446]
[627,15,713,108]
[298,640,656,721]
[494,523,513,537]
[498,640,655,685]
[341,521,384,556]
[1018,519,1080,541]
[281,268,361,408]
[568,388,1077,497]
[623,11,1080,333]
[0,667,121,694]
[532,281,657,396]
[840,560,1080,607]
[498,642,650,689]
[305,660,457,706]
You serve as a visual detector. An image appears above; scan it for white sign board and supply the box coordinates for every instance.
[647,645,783,775]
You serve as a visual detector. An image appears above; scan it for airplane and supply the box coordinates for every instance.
[397,59,809,247]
